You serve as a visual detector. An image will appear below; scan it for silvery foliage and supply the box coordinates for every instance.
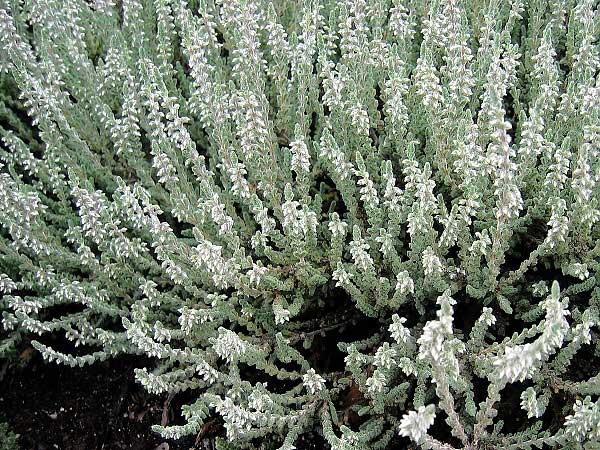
[0,0,599,448]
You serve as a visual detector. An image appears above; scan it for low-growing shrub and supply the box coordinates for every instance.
[1,0,599,448]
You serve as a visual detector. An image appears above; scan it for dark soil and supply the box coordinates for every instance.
[0,351,197,450]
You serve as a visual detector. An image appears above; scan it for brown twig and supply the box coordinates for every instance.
[195,418,219,448]
[161,392,176,427]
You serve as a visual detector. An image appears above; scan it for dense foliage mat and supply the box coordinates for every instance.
[1,0,600,448]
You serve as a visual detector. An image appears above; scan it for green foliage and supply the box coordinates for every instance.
[0,422,19,450]
[0,0,599,449]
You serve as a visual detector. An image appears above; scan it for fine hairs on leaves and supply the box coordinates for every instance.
[0,0,599,449]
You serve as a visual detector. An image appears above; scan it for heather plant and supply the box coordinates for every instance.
[0,0,599,449]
